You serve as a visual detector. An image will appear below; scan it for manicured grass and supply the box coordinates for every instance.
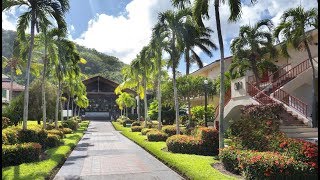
[2,121,90,180]
[112,122,236,180]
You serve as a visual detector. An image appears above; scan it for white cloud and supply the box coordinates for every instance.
[75,0,173,64]
[2,8,17,31]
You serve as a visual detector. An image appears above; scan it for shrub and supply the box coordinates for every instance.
[141,128,153,135]
[2,126,20,145]
[45,123,55,130]
[45,134,61,148]
[122,118,134,127]
[148,100,175,125]
[2,117,12,129]
[17,125,48,146]
[219,147,318,179]
[229,104,282,151]
[2,143,42,167]
[146,130,168,142]
[62,120,79,130]
[131,121,141,127]
[162,125,182,136]
[131,126,143,132]
[166,135,200,154]
[47,129,65,139]
[60,128,73,134]
[196,127,219,155]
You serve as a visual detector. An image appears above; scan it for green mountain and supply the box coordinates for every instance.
[2,29,126,84]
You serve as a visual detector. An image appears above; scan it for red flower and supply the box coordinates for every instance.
[279,141,288,148]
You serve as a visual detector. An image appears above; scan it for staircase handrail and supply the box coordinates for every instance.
[248,63,291,84]
[246,82,275,104]
[274,89,308,117]
[272,59,311,90]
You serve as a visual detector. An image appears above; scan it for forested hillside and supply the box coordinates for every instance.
[2,29,126,84]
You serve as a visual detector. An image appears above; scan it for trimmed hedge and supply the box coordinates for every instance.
[166,135,200,154]
[2,126,48,146]
[146,130,168,142]
[141,128,153,135]
[60,127,73,134]
[2,143,42,167]
[166,127,219,155]
[122,119,134,127]
[219,147,318,179]
[162,125,182,136]
[2,126,20,145]
[62,120,79,130]
[47,129,64,139]
[131,126,144,132]
[45,134,61,148]
[131,121,141,127]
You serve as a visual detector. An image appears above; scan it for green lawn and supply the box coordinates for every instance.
[112,122,237,180]
[2,121,90,180]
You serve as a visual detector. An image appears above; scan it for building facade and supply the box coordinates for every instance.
[2,74,24,105]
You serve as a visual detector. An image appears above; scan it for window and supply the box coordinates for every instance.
[2,89,7,98]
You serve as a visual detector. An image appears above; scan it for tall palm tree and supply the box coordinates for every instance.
[2,40,23,103]
[181,19,217,126]
[3,0,69,130]
[138,46,154,127]
[150,24,169,130]
[274,6,318,127]
[231,19,277,88]
[158,9,193,134]
[172,0,247,149]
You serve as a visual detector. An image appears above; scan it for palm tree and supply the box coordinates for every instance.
[172,0,248,149]
[150,24,169,130]
[274,6,318,127]
[158,9,193,134]
[2,40,23,104]
[181,19,217,126]
[138,46,154,127]
[3,0,69,130]
[231,19,277,88]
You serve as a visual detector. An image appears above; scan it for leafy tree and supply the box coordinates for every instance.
[274,6,318,127]
[3,0,69,130]
[231,19,277,87]
[116,92,136,117]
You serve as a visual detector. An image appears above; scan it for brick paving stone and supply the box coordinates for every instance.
[54,120,184,180]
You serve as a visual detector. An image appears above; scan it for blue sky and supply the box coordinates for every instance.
[2,0,317,75]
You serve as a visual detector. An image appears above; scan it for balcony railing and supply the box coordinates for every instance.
[274,89,308,117]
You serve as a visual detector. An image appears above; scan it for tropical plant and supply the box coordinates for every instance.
[171,0,249,149]
[3,0,70,130]
[274,6,318,127]
[116,92,136,117]
[157,8,193,134]
[231,19,277,87]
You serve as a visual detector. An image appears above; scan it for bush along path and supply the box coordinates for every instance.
[112,121,236,180]
[54,121,183,180]
[2,120,90,180]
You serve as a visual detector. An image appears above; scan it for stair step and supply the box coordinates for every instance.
[280,128,318,133]
[285,132,318,138]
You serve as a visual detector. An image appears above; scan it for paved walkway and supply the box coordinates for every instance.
[54,120,184,180]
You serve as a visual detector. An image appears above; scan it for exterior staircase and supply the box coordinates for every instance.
[246,59,317,143]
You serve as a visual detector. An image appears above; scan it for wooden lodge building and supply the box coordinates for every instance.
[80,76,136,120]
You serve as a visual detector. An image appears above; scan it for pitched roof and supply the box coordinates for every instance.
[2,81,25,91]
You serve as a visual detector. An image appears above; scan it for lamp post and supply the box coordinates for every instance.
[204,79,208,127]
[135,96,140,122]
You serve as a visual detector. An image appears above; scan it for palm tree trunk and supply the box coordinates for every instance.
[143,74,148,127]
[157,52,162,130]
[67,94,70,120]
[185,48,192,126]
[304,39,318,127]
[60,97,64,122]
[22,10,36,130]
[42,36,48,129]
[215,0,224,150]
[172,64,180,135]
[78,106,80,117]
[55,80,61,129]
[137,90,140,122]
[10,67,13,103]
[250,55,260,88]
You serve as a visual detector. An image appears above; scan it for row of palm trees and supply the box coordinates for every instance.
[117,1,318,151]
[3,0,89,130]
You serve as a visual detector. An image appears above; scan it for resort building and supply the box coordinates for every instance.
[190,29,318,142]
[2,74,24,105]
